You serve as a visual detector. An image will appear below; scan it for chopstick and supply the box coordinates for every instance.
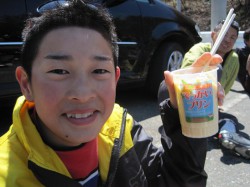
[202,8,236,71]
[210,9,236,55]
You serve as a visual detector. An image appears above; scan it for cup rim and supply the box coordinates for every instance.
[171,66,218,76]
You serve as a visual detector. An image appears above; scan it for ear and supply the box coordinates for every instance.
[211,31,217,42]
[115,66,120,85]
[16,66,34,101]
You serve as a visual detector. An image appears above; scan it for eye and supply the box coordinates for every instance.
[48,69,69,74]
[231,37,236,41]
[93,69,110,74]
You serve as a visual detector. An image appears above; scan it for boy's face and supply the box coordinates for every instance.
[212,26,238,55]
[16,27,120,147]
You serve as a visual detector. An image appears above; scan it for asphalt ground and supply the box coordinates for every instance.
[1,80,249,186]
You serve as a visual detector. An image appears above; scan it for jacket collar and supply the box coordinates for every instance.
[12,96,71,176]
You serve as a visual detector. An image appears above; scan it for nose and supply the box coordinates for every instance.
[223,34,231,43]
[67,75,95,102]
[224,37,230,43]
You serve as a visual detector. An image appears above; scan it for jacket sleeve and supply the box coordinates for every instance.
[130,99,207,187]
[236,48,247,87]
[181,43,211,68]
[221,51,239,95]
[237,49,250,94]
[158,99,208,187]
[244,74,250,94]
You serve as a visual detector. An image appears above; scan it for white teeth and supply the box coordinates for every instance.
[67,112,93,119]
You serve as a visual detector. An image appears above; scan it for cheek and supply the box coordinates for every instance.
[31,77,64,105]
[31,81,64,126]
[104,83,116,99]
[100,81,117,109]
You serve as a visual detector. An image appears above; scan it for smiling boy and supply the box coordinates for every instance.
[0,0,224,186]
[17,27,119,147]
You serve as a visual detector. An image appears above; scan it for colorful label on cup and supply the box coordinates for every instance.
[181,80,214,123]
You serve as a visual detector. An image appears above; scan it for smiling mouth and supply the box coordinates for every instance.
[66,112,94,119]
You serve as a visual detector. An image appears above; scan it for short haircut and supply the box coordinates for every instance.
[214,20,240,34]
[21,0,118,79]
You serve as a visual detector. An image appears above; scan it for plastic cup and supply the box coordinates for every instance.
[172,66,219,138]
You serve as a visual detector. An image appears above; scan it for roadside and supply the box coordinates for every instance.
[205,80,250,187]
[165,0,250,31]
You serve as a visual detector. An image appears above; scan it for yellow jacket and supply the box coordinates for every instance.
[0,96,208,187]
[0,96,135,186]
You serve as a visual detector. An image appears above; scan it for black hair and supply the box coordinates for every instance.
[243,28,250,41]
[214,20,240,34]
[21,0,118,80]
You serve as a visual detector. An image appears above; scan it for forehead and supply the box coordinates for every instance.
[38,26,112,52]
[227,27,238,35]
[42,26,107,42]
[216,26,238,37]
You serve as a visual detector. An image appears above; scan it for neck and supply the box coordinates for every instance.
[216,50,226,58]
[30,108,84,150]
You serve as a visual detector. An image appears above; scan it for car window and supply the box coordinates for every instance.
[136,0,150,3]
[0,0,26,42]
[37,1,69,14]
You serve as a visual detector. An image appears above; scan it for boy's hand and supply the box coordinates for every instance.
[191,52,223,67]
[163,52,224,109]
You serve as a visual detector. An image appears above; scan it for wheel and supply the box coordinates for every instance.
[147,42,184,97]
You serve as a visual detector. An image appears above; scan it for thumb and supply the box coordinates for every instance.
[164,71,177,108]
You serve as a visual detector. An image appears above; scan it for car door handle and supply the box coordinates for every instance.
[0,63,13,68]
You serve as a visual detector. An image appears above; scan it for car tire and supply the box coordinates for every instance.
[148,42,184,97]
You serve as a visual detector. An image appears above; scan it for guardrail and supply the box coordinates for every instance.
[200,31,244,49]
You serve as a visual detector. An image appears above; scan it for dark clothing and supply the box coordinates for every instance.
[236,46,250,93]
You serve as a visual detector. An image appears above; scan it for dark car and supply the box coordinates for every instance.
[0,0,201,103]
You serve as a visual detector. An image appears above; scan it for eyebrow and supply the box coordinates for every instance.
[93,55,113,61]
[44,54,73,60]
[44,54,113,63]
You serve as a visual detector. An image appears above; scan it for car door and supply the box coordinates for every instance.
[104,0,144,85]
[0,0,26,97]
[0,0,48,99]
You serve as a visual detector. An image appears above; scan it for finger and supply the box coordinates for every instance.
[192,52,212,67]
[192,52,223,67]
[164,71,177,108]
[209,54,223,66]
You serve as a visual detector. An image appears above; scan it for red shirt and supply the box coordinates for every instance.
[56,138,98,180]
